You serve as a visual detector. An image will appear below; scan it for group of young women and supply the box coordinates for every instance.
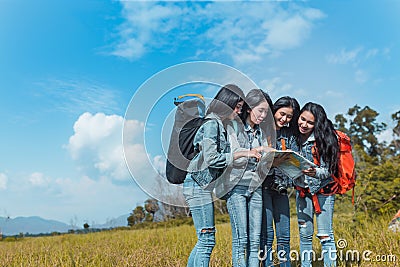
[183,84,339,267]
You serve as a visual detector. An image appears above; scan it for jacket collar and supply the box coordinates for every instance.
[302,132,316,145]
[244,122,261,135]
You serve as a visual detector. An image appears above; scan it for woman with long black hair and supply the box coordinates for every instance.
[184,84,261,267]
[294,102,339,267]
[260,96,300,267]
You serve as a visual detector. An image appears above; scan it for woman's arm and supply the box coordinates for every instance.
[302,158,330,179]
[233,149,261,160]
[226,122,262,165]
[201,120,233,168]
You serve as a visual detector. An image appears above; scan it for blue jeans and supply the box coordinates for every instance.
[183,175,215,267]
[226,185,262,267]
[296,192,336,267]
[260,188,291,267]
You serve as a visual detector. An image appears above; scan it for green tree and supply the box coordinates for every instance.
[127,206,146,226]
[334,113,348,133]
[144,199,159,215]
[127,213,135,226]
[355,154,400,216]
[338,105,386,157]
[334,106,399,219]
[145,213,153,222]
[390,111,400,154]
[144,198,159,222]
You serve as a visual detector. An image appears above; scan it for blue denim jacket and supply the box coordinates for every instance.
[215,122,268,197]
[276,128,298,151]
[264,128,299,189]
[187,113,233,189]
[293,133,333,194]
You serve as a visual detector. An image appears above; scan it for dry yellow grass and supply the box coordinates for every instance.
[0,215,398,266]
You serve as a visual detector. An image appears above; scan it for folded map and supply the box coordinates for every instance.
[259,150,317,179]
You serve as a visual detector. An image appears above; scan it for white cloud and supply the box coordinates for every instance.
[263,13,315,50]
[326,47,363,65]
[111,2,185,60]
[0,173,7,190]
[66,112,165,188]
[29,172,49,187]
[111,2,325,64]
[259,77,293,98]
[66,112,149,182]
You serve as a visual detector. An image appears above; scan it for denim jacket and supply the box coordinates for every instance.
[264,128,299,189]
[293,133,333,194]
[276,128,298,151]
[187,113,233,189]
[217,120,270,193]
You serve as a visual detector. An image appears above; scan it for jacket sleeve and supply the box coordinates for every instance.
[315,157,331,180]
[226,124,248,167]
[201,120,233,168]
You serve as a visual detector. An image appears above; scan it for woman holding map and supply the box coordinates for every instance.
[294,102,339,267]
[224,89,275,267]
[183,84,261,267]
[260,96,300,267]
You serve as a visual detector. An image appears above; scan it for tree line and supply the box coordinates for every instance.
[128,105,400,226]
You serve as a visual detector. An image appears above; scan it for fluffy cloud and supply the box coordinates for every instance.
[66,112,166,187]
[0,173,7,190]
[66,112,151,183]
[111,1,325,64]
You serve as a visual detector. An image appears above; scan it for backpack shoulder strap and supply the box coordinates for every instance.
[281,139,287,150]
[204,118,224,152]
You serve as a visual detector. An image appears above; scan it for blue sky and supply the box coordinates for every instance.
[0,0,399,226]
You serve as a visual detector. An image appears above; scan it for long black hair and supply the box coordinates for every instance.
[299,102,339,175]
[206,84,245,119]
[272,96,300,136]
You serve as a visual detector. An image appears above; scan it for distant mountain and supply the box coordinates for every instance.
[0,214,129,236]
[92,214,129,229]
[0,216,74,236]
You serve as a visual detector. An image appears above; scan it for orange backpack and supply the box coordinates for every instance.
[312,130,357,203]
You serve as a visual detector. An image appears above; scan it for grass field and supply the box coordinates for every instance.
[0,212,398,267]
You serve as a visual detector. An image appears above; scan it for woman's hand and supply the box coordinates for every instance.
[248,148,262,161]
[272,153,290,166]
[254,145,275,154]
[302,167,316,177]
[233,149,261,160]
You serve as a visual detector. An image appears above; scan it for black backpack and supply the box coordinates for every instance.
[166,94,209,184]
